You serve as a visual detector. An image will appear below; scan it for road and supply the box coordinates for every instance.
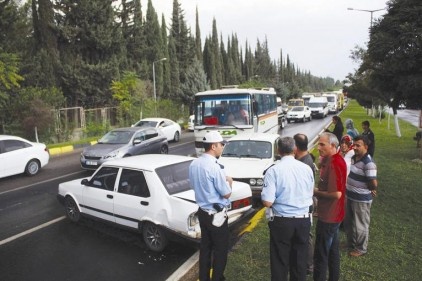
[0,116,332,281]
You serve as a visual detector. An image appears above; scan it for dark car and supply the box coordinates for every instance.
[80,127,168,170]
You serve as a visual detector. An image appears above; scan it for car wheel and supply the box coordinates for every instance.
[309,115,312,121]
[142,222,168,252]
[65,196,81,223]
[302,116,306,123]
[173,131,180,142]
[160,145,168,154]
[287,119,290,124]
[25,159,40,176]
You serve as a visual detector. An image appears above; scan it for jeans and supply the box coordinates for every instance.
[313,220,340,281]
[197,208,229,281]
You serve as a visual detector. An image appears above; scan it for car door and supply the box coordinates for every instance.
[0,139,29,177]
[144,128,163,154]
[81,166,118,222]
[129,130,149,156]
[113,168,151,228]
[158,120,173,141]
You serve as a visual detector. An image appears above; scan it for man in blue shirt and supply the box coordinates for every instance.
[262,137,314,281]
[189,131,232,281]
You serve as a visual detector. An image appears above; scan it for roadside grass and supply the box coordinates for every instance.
[225,100,422,280]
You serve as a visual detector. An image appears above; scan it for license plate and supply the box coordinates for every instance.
[86,161,97,166]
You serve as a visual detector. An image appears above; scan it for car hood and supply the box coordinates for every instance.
[219,157,275,179]
[82,144,127,156]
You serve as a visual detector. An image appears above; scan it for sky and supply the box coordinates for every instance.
[144,0,389,82]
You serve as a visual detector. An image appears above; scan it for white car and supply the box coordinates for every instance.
[57,154,253,252]
[132,118,181,142]
[0,135,49,179]
[188,115,195,131]
[286,106,312,123]
[218,133,281,200]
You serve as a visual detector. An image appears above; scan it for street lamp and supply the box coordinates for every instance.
[347,7,385,29]
[153,57,167,103]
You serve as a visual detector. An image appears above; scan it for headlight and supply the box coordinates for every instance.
[188,212,199,229]
[249,179,257,185]
[256,179,264,186]
[104,150,124,159]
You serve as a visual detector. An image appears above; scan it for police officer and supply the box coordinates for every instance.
[189,131,233,281]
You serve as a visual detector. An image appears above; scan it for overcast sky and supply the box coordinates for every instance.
[145,0,388,82]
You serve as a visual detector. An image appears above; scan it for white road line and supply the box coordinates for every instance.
[0,216,66,246]
[0,171,85,196]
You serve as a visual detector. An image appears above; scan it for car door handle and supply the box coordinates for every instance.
[141,201,148,206]
[107,194,113,199]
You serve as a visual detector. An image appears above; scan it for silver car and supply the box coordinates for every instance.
[80,127,168,170]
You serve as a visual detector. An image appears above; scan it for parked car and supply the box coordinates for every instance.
[218,133,281,201]
[0,135,49,179]
[80,127,168,170]
[132,117,181,142]
[188,115,195,131]
[58,154,253,252]
[286,106,312,123]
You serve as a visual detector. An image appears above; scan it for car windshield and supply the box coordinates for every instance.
[309,103,325,108]
[292,107,304,112]
[156,160,193,195]
[222,140,272,159]
[135,120,158,127]
[98,130,134,144]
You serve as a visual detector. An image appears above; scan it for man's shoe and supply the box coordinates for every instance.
[349,250,365,257]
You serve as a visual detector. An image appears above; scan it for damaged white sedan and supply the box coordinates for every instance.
[57,154,253,252]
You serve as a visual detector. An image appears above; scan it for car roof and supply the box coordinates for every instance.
[111,127,156,133]
[227,132,280,142]
[139,118,171,122]
[101,154,194,171]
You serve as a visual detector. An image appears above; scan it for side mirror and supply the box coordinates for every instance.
[133,139,142,145]
[275,155,281,160]
[81,179,89,185]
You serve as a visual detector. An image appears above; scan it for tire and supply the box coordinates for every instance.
[142,222,168,252]
[287,119,291,124]
[173,131,180,142]
[160,145,169,154]
[302,116,306,123]
[25,159,40,176]
[309,115,312,121]
[65,196,81,223]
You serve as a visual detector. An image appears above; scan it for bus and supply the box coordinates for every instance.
[192,87,279,155]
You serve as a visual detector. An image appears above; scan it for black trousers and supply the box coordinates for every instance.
[197,208,229,281]
[268,216,311,281]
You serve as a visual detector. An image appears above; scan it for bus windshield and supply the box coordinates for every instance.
[193,94,252,126]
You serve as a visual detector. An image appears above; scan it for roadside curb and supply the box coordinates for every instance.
[48,141,96,157]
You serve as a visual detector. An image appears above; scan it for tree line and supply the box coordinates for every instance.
[0,0,339,140]
[345,0,422,116]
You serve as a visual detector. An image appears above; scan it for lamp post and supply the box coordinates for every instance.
[347,7,385,29]
[153,58,167,102]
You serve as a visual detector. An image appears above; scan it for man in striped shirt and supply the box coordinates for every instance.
[345,135,378,257]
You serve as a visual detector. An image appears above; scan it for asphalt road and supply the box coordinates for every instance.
[0,116,333,281]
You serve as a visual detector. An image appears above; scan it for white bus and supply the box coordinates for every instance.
[193,87,279,155]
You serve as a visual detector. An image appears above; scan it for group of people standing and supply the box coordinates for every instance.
[262,117,377,281]
[188,114,377,280]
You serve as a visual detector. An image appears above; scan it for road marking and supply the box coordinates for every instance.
[0,216,66,246]
[0,171,85,196]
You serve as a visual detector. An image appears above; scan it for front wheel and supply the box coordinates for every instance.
[25,159,40,176]
[302,116,306,123]
[309,115,312,121]
[142,222,168,252]
[65,196,81,222]
[160,145,168,154]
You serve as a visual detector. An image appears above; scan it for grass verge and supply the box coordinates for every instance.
[225,100,422,281]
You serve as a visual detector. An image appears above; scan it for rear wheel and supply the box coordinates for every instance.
[25,159,40,176]
[142,222,168,252]
[65,196,81,222]
[173,131,180,142]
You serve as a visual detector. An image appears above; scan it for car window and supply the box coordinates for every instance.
[88,167,119,191]
[222,140,272,159]
[118,169,150,197]
[156,160,192,195]
[1,139,31,153]
[134,131,146,142]
[99,131,134,144]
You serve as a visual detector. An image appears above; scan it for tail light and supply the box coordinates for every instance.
[231,197,252,210]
